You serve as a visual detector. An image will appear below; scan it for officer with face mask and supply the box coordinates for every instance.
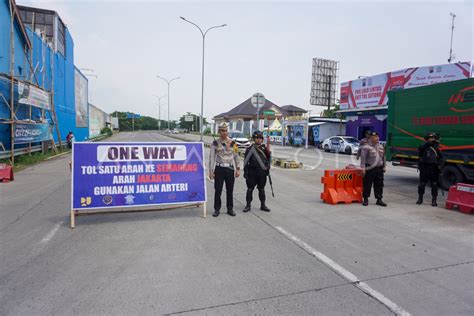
[416,132,442,206]
[243,131,271,213]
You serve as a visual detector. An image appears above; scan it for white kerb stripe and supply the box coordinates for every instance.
[275,226,411,316]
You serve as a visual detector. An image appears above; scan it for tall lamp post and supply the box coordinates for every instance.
[180,16,227,141]
[152,94,167,130]
[156,75,180,131]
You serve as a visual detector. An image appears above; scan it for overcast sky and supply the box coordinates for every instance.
[19,0,473,121]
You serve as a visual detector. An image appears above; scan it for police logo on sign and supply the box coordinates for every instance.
[103,195,113,205]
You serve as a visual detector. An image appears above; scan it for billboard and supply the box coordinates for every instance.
[17,82,51,110]
[89,104,106,138]
[310,58,339,107]
[74,69,88,127]
[404,62,471,89]
[340,62,471,109]
[14,123,52,144]
[71,142,206,210]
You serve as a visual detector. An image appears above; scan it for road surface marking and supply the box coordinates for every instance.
[275,226,411,316]
[40,222,62,243]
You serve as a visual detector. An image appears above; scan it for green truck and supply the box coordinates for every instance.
[387,78,474,190]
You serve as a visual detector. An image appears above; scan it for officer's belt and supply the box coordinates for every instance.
[216,163,234,168]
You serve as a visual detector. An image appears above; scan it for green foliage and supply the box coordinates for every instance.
[101,127,113,136]
[178,112,208,132]
[322,104,345,119]
[203,127,212,135]
[110,111,173,131]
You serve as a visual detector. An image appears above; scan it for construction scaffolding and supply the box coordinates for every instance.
[0,0,61,165]
[310,58,339,110]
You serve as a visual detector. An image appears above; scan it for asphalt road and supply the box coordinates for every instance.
[1,131,473,315]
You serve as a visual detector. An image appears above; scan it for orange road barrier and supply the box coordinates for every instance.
[321,168,363,205]
[0,163,14,183]
[445,183,474,214]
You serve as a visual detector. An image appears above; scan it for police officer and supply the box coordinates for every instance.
[243,131,271,213]
[356,130,371,160]
[416,132,442,206]
[209,123,240,217]
[360,131,387,207]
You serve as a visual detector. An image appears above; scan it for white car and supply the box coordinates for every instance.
[321,136,360,155]
[229,131,251,149]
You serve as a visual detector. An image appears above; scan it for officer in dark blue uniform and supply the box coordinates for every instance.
[243,131,271,212]
[417,132,442,206]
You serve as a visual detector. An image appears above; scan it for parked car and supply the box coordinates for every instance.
[229,131,251,148]
[321,136,359,155]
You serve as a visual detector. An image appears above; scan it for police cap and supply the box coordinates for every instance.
[252,130,264,139]
[424,132,437,140]
[368,131,379,137]
[218,122,229,131]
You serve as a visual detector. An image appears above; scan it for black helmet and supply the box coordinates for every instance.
[424,132,436,140]
[252,130,263,139]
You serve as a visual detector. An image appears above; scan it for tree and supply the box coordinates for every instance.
[111,111,161,131]
[178,112,208,132]
[321,103,344,119]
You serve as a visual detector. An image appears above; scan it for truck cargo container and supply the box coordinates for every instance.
[387,78,474,189]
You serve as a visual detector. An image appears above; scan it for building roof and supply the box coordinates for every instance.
[213,97,284,119]
[281,105,307,114]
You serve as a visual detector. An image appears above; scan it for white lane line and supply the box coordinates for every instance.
[40,222,62,243]
[275,226,411,316]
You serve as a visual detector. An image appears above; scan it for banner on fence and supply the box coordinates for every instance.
[71,142,207,210]
[14,123,53,144]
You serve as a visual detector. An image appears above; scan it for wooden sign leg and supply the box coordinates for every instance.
[202,202,207,218]
[70,210,75,229]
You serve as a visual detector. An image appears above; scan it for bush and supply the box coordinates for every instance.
[101,127,113,137]
[203,127,212,135]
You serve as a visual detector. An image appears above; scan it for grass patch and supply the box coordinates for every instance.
[0,148,71,173]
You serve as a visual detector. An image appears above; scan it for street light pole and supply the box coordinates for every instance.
[180,16,227,142]
[156,75,180,131]
[153,94,167,130]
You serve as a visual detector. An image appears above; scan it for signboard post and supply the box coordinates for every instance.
[70,142,207,228]
[251,92,265,132]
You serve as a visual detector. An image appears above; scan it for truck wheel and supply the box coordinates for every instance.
[440,165,464,190]
[324,145,330,152]
[345,147,352,155]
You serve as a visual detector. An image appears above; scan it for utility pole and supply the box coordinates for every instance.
[180,17,227,141]
[152,94,166,130]
[156,75,180,131]
[448,12,456,63]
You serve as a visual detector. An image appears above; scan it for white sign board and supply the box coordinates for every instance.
[184,115,194,122]
[251,92,265,108]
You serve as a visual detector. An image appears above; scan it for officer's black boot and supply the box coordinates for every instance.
[417,183,425,204]
[212,210,220,217]
[416,195,423,204]
[431,182,438,207]
[243,203,251,212]
[244,188,253,212]
[376,199,387,207]
[258,188,270,212]
[362,197,369,206]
